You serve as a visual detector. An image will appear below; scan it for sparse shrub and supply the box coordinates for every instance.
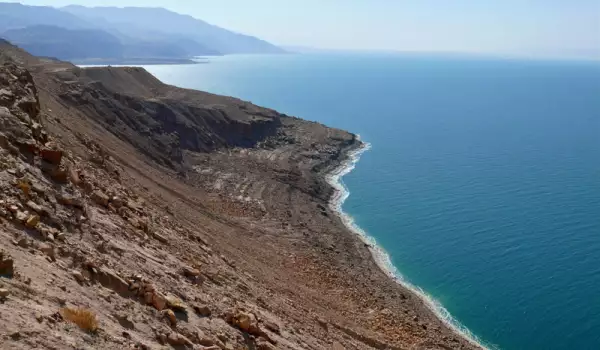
[16,179,31,197]
[60,307,98,333]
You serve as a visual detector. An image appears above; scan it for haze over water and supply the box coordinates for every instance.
[144,53,600,349]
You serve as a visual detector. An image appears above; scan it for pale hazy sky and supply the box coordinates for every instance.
[15,0,600,59]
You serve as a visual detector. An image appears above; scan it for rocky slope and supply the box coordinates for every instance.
[0,42,480,350]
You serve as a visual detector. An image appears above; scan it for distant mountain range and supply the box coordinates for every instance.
[0,3,285,63]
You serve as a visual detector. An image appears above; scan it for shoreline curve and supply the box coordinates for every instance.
[325,137,491,350]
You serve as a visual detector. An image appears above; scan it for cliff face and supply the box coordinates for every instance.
[0,43,479,350]
[54,66,282,168]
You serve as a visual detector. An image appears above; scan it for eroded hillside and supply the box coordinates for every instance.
[0,41,479,350]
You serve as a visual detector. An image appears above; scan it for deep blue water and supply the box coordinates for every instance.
[143,54,600,349]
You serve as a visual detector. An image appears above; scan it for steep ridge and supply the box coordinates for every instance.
[0,43,479,350]
[52,66,282,168]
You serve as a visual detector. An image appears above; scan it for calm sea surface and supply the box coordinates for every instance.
[143,54,600,349]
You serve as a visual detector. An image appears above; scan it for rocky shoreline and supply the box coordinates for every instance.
[325,139,487,349]
[0,41,481,349]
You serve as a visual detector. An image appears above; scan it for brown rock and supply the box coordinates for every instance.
[91,190,109,207]
[25,214,40,228]
[264,320,281,334]
[111,196,124,208]
[50,167,68,183]
[17,237,30,248]
[9,331,20,340]
[162,309,177,326]
[72,270,86,283]
[192,304,211,317]
[31,182,46,194]
[0,253,14,277]
[40,147,62,165]
[114,313,135,330]
[151,230,168,244]
[228,310,261,335]
[81,180,94,194]
[17,139,38,154]
[166,332,192,346]
[39,243,55,260]
[96,267,130,296]
[144,291,153,305]
[182,266,201,278]
[256,338,276,350]
[68,166,80,185]
[332,341,345,350]
[15,211,28,222]
[152,291,167,311]
[31,122,42,139]
[25,201,44,215]
[165,294,187,313]
[197,333,216,347]
[0,288,10,298]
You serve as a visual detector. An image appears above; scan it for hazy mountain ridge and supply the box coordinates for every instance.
[61,5,285,55]
[0,3,284,62]
[2,25,124,60]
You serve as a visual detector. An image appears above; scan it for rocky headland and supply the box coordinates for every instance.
[0,40,479,350]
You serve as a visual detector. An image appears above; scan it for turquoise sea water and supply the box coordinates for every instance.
[143,54,600,349]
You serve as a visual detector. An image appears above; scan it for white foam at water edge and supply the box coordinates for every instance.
[325,136,493,350]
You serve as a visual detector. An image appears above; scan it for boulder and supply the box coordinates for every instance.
[152,291,168,311]
[25,201,44,215]
[31,123,42,139]
[196,332,217,347]
[162,309,177,326]
[182,266,201,278]
[31,182,46,194]
[144,292,153,305]
[192,304,211,317]
[17,238,30,248]
[165,294,187,313]
[151,231,168,244]
[0,288,9,298]
[17,96,39,120]
[68,166,80,185]
[227,310,261,335]
[50,167,68,183]
[111,196,124,208]
[40,147,62,165]
[166,332,192,346]
[39,244,55,260]
[15,211,28,222]
[263,320,281,335]
[0,252,14,277]
[96,267,130,296]
[91,190,109,207]
[72,270,86,283]
[25,214,40,228]
[114,313,135,330]
[57,193,84,208]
